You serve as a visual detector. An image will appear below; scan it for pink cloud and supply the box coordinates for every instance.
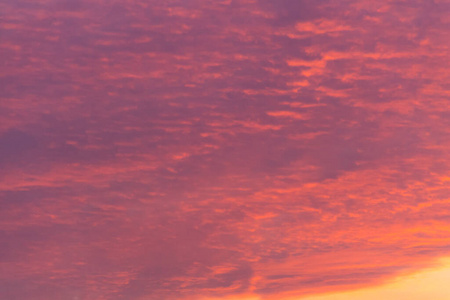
[1,0,449,299]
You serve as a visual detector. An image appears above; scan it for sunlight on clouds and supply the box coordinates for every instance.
[299,258,450,300]
[197,258,450,300]
[1,0,449,298]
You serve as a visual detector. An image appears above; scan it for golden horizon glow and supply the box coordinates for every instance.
[299,258,450,300]
[202,258,450,300]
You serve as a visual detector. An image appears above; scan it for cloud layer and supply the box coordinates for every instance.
[1,0,450,299]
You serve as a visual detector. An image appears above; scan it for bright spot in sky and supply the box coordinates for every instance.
[299,258,450,300]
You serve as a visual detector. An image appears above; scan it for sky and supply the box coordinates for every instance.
[0,0,449,299]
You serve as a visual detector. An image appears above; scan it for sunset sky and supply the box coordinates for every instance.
[1,0,450,299]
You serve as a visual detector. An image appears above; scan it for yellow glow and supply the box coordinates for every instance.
[200,258,450,300]
[299,258,450,300]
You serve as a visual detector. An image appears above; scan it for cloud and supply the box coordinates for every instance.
[1,0,449,299]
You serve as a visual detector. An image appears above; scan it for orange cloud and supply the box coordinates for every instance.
[1,0,449,299]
